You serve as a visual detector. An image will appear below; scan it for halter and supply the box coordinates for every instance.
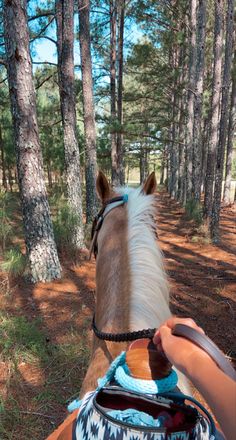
[89,194,129,260]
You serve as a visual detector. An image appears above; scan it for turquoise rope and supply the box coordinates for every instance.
[68,351,178,412]
[115,364,178,394]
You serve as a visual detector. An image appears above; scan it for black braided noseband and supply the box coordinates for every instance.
[92,315,156,342]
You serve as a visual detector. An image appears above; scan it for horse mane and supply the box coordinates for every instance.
[118,186,171,331]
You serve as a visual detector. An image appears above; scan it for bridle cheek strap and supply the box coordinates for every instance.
[89,194,129,260]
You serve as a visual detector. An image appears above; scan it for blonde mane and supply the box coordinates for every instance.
[118,186,171,331]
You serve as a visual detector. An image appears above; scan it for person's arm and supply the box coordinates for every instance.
[153,317,236,440]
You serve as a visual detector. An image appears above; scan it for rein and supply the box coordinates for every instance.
[92,314,156,342]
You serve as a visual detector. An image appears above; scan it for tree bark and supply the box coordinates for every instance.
[116,0,125,185]
[223,50,236,205]
[3,0,61,282]
[0,125,7,189]
[203,0,224,223]
[186,0,197,201]
[140,142,149,184]
[211,1,235,241]
[169,46,179,199]
[110,0,118,186]
[192,0,207,202]
[56,0,85,248]
[78,0,98,223]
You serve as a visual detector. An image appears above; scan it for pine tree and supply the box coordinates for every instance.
[192,0,207,202]
[78,0,98,223]
[56,0,85,248]
[186,0,197,201]
[3,0,61,282]
[211,0,235,241]
[223,50,236,205]
[203,0,224,225]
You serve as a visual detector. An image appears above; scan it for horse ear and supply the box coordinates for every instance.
[142,172,157,195]
[96,171,111,202]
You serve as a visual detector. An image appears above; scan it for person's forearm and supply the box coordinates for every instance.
[186,352,236,440]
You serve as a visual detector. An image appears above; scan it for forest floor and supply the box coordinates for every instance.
[0,189,235,439]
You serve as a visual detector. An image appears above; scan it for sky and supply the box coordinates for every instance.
[29,2,143,70]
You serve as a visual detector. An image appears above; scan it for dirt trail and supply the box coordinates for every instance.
[157,191,236,356]
[0,190,235,439]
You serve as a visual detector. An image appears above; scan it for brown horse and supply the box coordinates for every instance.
[80,171,189,396]
[47,171,189,439]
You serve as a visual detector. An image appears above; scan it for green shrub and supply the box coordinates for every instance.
[185,199,203,225]
[53,203,82,254]
[0,191,14,251]
[1,247,26,277]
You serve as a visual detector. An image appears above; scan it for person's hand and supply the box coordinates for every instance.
[153,317,212,377]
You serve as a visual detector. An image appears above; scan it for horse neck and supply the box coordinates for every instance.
[95,189,170,337]
[95,205,130,336]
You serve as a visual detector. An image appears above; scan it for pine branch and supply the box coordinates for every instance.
[28,12,54,22]
[35,73,55,89]
[33,61,57,67]
[30,35,57,46]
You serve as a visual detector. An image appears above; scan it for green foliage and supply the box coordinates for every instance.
[0,314,46,362]
[53,200,82,254]
[185,199,203,225]
[0,191,14,251]
[232,158,236,179]
[1,247,26,277]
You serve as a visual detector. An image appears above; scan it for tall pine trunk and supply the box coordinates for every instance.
[192,0,206,202]
[116,0,125,185]
[56,0,85,248]
[0,125,7,189]
[169,46,179,199]
[186,0,197,201]
[3,0,61,282]
[78,0,98,223]
[203,0,224,223]
[211,0,234,241]
[223,50,236,205]
[140,141,149,184]
[110,0,118,185]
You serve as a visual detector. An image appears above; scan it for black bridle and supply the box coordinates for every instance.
[90,193,157,342]
[89,194,128,259]
[92,315,156,342]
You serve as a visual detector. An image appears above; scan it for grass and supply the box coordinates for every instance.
[1,247,26,278]
[0,314,46,362]
[185,198,203,226]
[0,312,90,440]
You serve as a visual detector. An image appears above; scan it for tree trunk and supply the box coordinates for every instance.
[110,0,118,186]
[116,0,125,185]
[223,50,236,205]
[160,148,166,185]
[192,0,207,202]
[201,113,210,194]
[3,0,61,282]
[169,46,179,199]
[211,1,234,241]
[56,0,85,248]
[8,165,13,192]
[186,0,197,201]
[0,125,7,190]
[140,143,148,184]
[78,0,98,223]
[203,0,224,223]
